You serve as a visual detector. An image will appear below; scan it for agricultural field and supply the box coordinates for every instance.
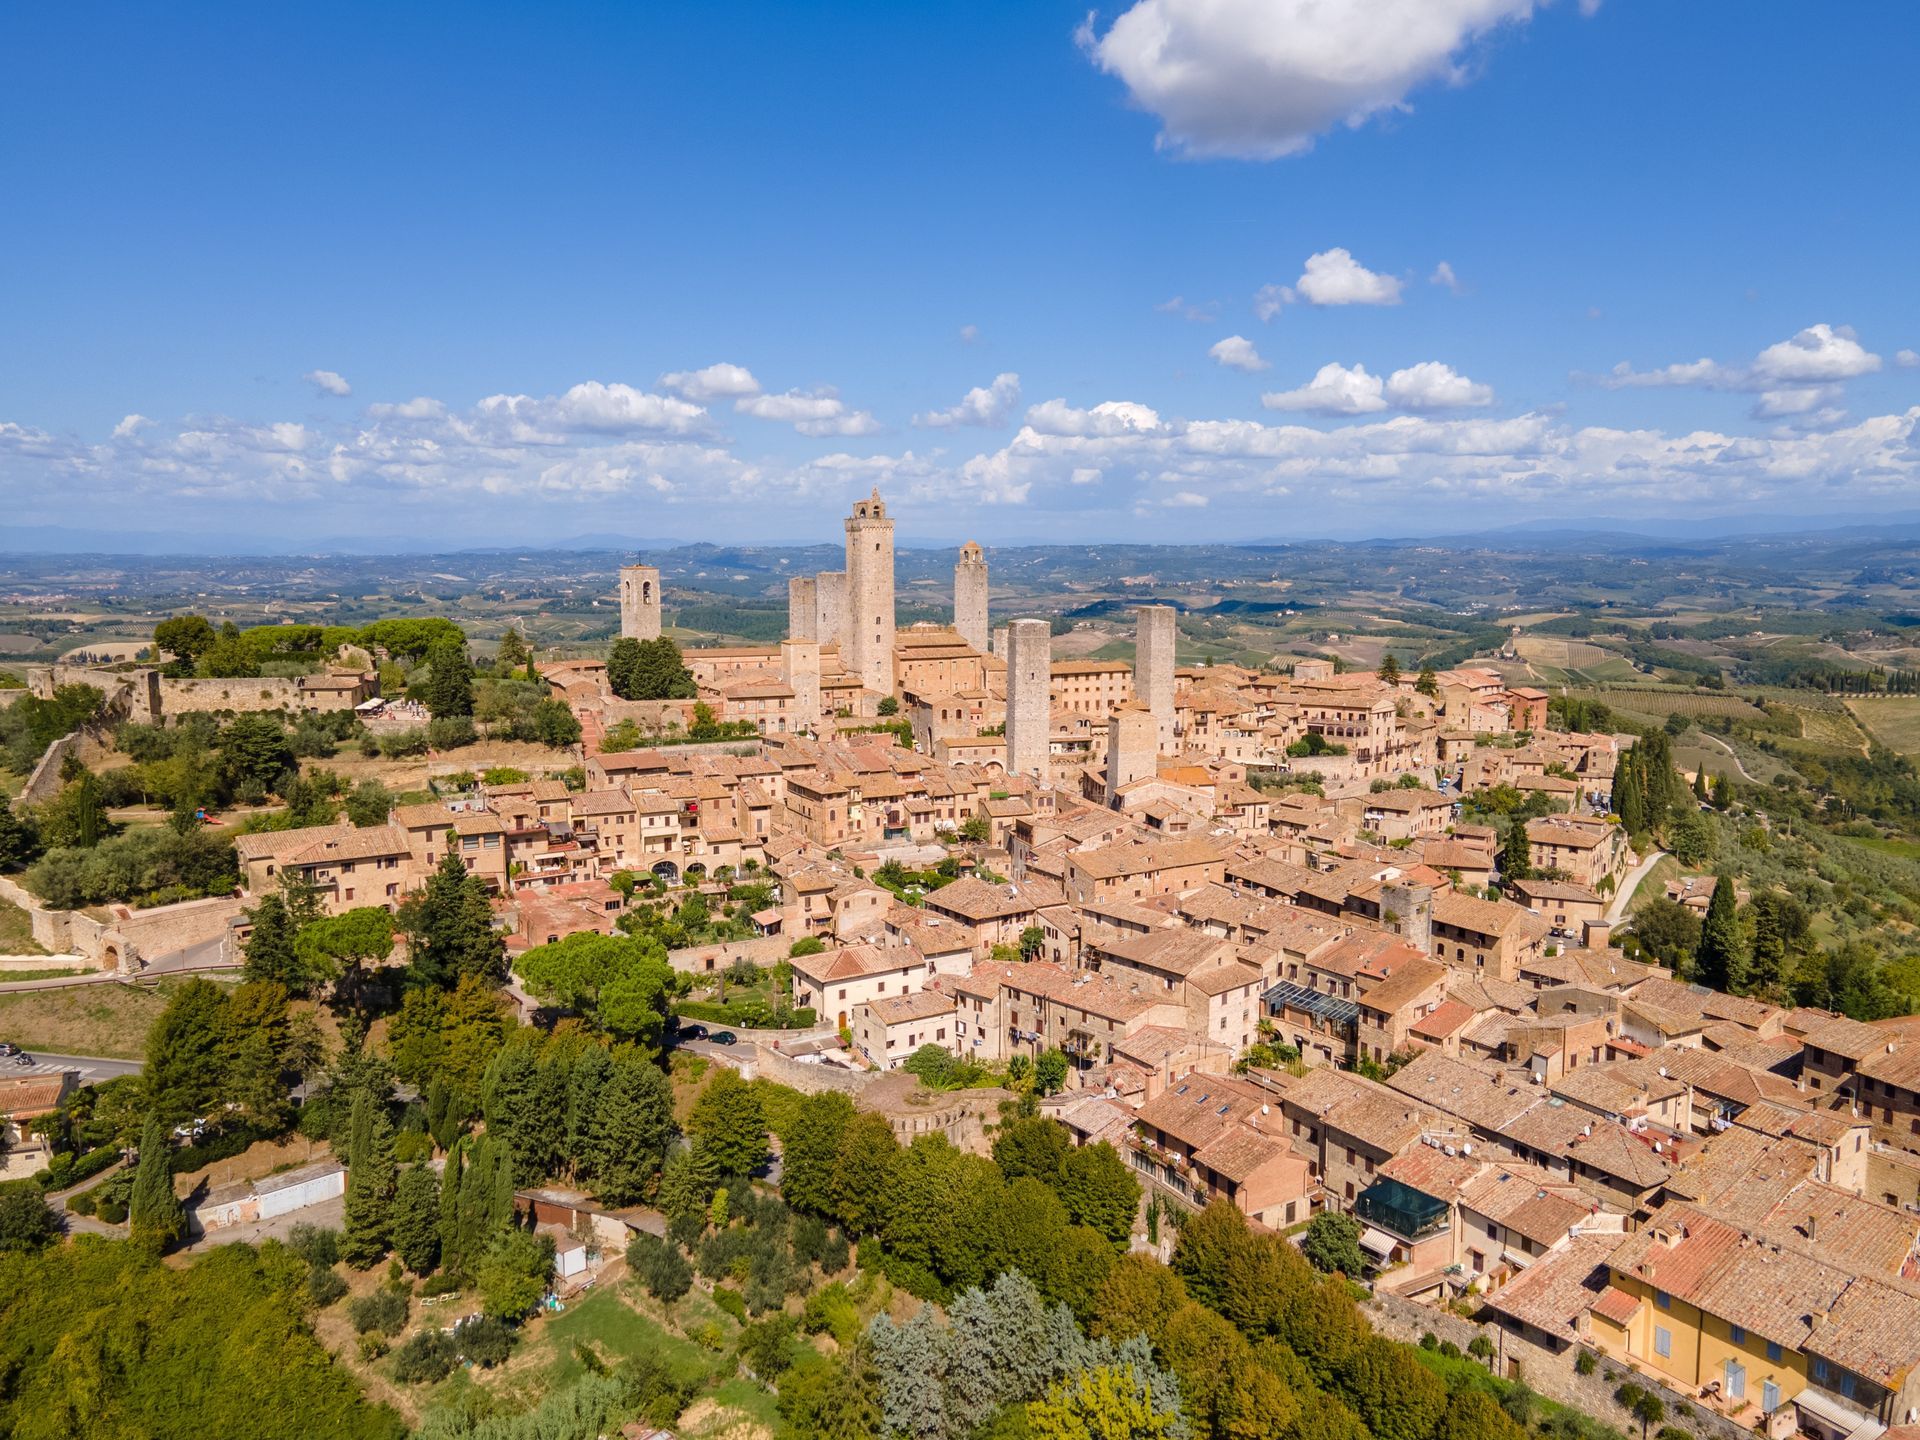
[1848,696,1920,754]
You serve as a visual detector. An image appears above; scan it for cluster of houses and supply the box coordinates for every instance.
[215,490,1920,1440]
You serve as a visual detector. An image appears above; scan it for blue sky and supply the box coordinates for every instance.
[3,1,1918,548]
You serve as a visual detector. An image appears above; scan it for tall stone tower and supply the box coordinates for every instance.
[1005,618,1051,780]
[781,639,822,735]
[843,488,895,696]
[787,576,819,642]
[1134,604,1176,749]
[1104,702,1156,808]
[816,572,847,653]
[954,541,989,653]
[619,565,662,641]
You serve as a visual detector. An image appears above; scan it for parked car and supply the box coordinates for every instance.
[710,1031,738,1046]
[678,1022,708,1041]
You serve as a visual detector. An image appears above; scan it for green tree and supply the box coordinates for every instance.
[783,1091,856,1216]
[295,906,396,1008]
[1300,1211,1368,1276]
[1415,666,1439,698]
[0,804,42,871]
[154,613,218,664]
[1035,1049,1070,1096]
[476,1228,555,1318]
[1030,1364,1186,1440]
[1019,924,1047,959]
[632,637,697,700]
[344,778,393,827]
[401,850,506,988]
[1697,871,1749,993]
[579,1049,674,1205]
[607,637,644,700]
[877,696,900,717]
[1376,654,1401,685]
[1628,897,1702,970]
[689,1067,770,1177]
[421,635,475,718]
[832,1113,902,1236]
[0,1180,58,1252]
[512,931,674,1050]
[392,1163,442,1274]
[1057,1143,1141,1248]
[496,627,531,674]
[241,891,308,991]
[993,1114,1072,1182]
[1500,822,1532,882]
[221,713,296,795]
[144,977,231,1123]
[532,698,581,747]
[129,1115,185,1252]
[1711,773,1734,810]
[341,1090,397,1268]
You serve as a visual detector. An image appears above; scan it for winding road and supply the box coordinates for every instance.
[1698,733,1757,783]
[1604,849,1668,926]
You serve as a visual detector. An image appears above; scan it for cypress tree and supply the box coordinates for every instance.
[1696,872,1750,994]
[341,1090,397,1268]
[439,1134,467,1265]
[128,1115,185,1252]
[1501,823,1533,883]
[392,1164,442,1275]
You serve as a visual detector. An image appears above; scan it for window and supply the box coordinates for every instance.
[1654,1290,1670,1310]
[1731,1325,1746,1345]
[1762,1382,1779,1415]
[1654,1327,1672,1359]
[1726,1361,1745,1400]
[1813,1358,1829,1384]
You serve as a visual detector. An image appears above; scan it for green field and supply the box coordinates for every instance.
[1848,697,1920,754]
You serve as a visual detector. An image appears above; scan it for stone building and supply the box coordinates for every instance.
[954,541,989,653]
[1135,605,1176,747]
[619,565,661,641]
[844,489,895,696]
[1005,618,1051,779]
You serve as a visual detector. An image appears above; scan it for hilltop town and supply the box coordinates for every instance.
[3,488,1920,1440]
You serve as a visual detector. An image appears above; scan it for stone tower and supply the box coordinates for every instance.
[1381,882,1435,955]
[781,639,822,735]
[954,541,989,653]
[1104,702,1156,809]
[787,576,819,642]
[815,571,847,653]
[843,488,895,696]
[1005,618,1051,780]
[1134,604,1176,749]
[619,565,662,641]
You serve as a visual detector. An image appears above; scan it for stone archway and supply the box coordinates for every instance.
[651,860,680,884]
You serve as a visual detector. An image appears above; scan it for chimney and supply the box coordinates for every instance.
[1807,1213,1817,1243]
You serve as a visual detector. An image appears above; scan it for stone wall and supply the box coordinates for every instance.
[669,935,792,976]
[0,876,241,971]
[750,1042,874,1097]
[157,675,302,715]
[1366,1290,1754,1440]
[14,732,79,808]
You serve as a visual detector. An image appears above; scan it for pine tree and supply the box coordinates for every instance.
[128,1115,184,1252]
[421,635,474,718]
[1697,871,1750,994]
[1614,749,1646,833]
[241,892,306,990]
[341,1090,397,1267]
[496,627,530,674]
[1415,666,1439,698]
[403,851,507,988]
[1376,654,1401,685]
[1712,773,1733,810]
[1501,823,1533,883]
[392,1164,442,1274]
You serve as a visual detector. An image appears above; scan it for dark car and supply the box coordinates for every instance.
[710,1031,738,1046]
[678,1022,708,1041]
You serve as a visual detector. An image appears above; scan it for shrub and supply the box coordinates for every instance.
[1420,1332,1438,1349]
[627,1231,694,1302]
[819,1229,850,1276]
[392,1330,459,1384]
[420,1272,462,1298]
[308,1264,349,1308]
[288,1224,342,1268]
[712,1287,747,1323]
[456,1315,514,1368]
[1577,1350,1597,1376]
[67,1189,97,1216]
[393,1130,434,1164]
[348,1289,409,1336]
[95,1195,129,1224]
[1438,1340,1461,1359]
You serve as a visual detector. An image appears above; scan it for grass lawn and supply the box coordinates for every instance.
[539,1288,718,1391]
[0,978,184,1056]
[1847,835,1920,863]
[0,899,48,955]
[1848,696,1920,755]
[1623,855,1682,916]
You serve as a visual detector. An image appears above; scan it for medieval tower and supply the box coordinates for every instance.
[619,564,662,641]
[843,488,895,696]
[1134,604,1176,748]
[1005,618,1051,779]
[954,541,989,653]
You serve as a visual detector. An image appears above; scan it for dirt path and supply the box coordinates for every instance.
[1605,849,1667,925]
[1698,732,1756,782]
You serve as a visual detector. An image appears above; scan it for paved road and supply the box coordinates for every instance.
[7,1051,144,1082]
[1604,849,1668,926]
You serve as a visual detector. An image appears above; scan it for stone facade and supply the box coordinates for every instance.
[787,575,819,642]
[1105,704,1156,807]
[844,489,895,696]
[815,571,847,653]
[781,638,822,733]
[1006,618,1052,779]
[1135,605,1176,746]
[619,565,662,641]
[954,541,989,653]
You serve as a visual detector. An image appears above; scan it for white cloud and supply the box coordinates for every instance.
[548,382,709,435]
[1750,324,1881,384]
[1080,0,1545,160]
[1253,284,1288,323]
[916,373,1022,428]
[1385,361,1494,409]
[1752,385,1842,419]
[1025,399,1170,437]
[959,324,981,344]
[1208,336,1270,373]
[660,362,762,401]
[1261,362,1387,415]
[1258,249,1404,318]
[1430,261,1465,294]
[1596,358,1731,389]
[1896,349,1920,369]
[112,414,152,439]
[1161,491,1209,508]
[366,397,447,421]
[304,369,352,397]
[736,388,881,437]
[1157,295,1220,322]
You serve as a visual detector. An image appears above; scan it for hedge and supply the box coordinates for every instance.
[32,1144,122,1190]
[676,1000,817,1031]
